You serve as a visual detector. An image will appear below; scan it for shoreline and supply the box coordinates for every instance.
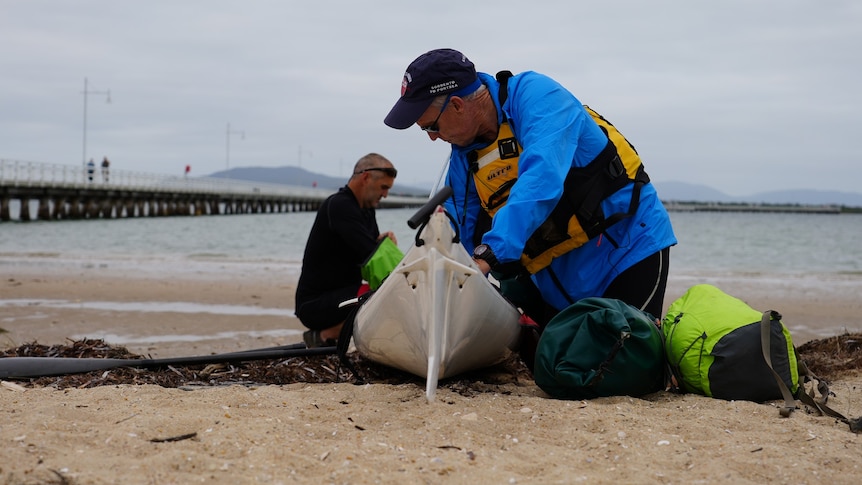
[1,264,305,358]
[2,262,862,483]
[2,260,860,358]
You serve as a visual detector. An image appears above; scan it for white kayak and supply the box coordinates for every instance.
[352,206,521,402]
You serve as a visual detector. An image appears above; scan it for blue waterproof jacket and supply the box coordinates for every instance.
[443,71,677,310]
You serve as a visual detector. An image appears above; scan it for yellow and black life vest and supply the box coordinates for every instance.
[472,71,650,274]
[469,121,521,217]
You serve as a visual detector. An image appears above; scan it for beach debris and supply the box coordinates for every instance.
[1,380,27,392]
[49,469,71,485]
[200,363,227,378]
[114,413,139,424]
[796,333,862,378]
[149,432,197,443]
[3,333,861,399]
[0,338,533,392]
[166,365,184,377]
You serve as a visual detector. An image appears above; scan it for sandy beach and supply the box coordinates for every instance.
[2,264,861,484]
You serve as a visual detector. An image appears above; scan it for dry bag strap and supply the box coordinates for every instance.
[589,330,631,387]
[794,369,852,425]
[794,351,857,429]
[759,310,858,429]
[759,310,798,417]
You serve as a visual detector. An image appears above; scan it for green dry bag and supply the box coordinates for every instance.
[662,284,799,402]
[533,297,666,400]
[360,237,403,290]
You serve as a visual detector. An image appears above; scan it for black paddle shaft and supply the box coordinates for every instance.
[407,186,453,229]
[0,346,336,379]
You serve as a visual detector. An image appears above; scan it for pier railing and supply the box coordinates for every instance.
[0,159,426,221]
[663,200,842,214]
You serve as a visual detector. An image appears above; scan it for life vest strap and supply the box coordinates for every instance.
[493,70,651,273]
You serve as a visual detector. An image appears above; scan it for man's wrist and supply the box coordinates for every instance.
[472,244,499,269]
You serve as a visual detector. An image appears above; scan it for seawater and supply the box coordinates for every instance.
[2,208,861,343]
[2,208,861,276]
[669,211,862,275]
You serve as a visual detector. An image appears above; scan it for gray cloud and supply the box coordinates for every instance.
[2,0,859,196]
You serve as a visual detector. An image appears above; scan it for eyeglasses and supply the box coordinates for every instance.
[353,167,398,178]
[419,95,452,133]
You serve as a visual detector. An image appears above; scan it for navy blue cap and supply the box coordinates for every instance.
[384,49,479,130]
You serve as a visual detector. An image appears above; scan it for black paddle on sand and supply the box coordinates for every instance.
[0,344,336,379]
[1,190,459,380]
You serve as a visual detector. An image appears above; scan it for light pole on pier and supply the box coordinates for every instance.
[226,123,245,169]
[82,77,111,169]
[297,145,312,168]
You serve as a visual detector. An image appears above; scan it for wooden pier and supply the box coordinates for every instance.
[0,159,426,222]
[662,201,843,214]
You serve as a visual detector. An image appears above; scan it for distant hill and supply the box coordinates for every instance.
[654,181,862,207]
[653,181,733,202]
[208,166,430,197]
[207,168,862,207]
[740,189,862,206]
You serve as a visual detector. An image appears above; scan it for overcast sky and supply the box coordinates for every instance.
[2,1,860,196]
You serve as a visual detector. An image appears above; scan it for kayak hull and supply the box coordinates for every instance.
[353,209,521,400]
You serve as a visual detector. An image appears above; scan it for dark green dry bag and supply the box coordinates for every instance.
[533,297,666,400]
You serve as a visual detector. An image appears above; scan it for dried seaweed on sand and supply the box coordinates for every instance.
[0,338,534,394]
[2,333,860,393]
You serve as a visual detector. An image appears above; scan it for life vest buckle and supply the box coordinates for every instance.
[498,138,519,159]
[607,155,625,178]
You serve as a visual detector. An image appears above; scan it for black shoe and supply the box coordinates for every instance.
[303,330,336,348]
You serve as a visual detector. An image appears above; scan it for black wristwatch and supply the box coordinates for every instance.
[472,244,499,269]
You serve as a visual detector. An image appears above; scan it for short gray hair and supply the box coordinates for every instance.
[351,153,396,180]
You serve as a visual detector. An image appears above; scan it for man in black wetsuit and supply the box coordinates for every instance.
[295,153,398,347]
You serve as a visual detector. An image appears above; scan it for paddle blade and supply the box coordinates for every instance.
[0,357,137,378]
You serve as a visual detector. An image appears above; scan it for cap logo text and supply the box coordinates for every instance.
[429,80,458,94]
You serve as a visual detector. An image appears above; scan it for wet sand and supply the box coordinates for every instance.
[2,262,859,358]
[1,263,861,484]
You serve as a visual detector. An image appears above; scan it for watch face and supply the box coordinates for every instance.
[474,244,488,257]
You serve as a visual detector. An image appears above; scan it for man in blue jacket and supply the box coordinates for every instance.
[384,48,676,325]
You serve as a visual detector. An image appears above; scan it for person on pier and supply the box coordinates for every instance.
[101,157,110,183]
[86,158,96,182]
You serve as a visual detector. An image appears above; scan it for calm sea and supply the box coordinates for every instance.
[2,208,861,275]
[2,208,861,341]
